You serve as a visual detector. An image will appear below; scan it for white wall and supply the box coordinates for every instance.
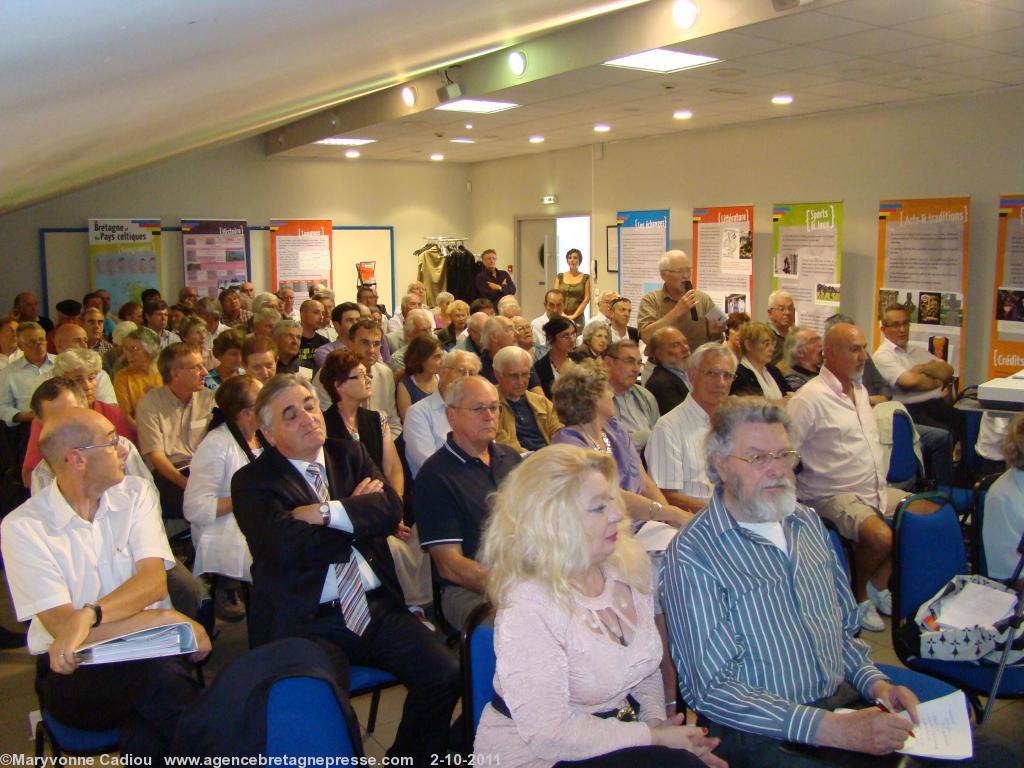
[0,138,471,314]
[470,87,1024,385]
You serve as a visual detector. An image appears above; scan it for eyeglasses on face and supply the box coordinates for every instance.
[454,404,500,416]
[701,369,736,381]
[73,435,119,453]
[728,450,800,469]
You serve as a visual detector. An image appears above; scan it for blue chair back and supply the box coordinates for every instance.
[38,710,119,756]
[460,604,496,747]
[888,410,920,484]
[875,664,957,703]
[265,677,356,757]
[895,501,967,621]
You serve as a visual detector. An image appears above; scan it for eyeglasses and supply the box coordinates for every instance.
[607,356,641,366]
[728,450,800,469]
[662,268,691,275]
[884,321,910,329]
[448,366,479,376]
[178,363,207,373]
[501,371,531,380]
[454,404,500,416]
[701,369,736,381]
[73,435,119,453]
[347,372,369,381]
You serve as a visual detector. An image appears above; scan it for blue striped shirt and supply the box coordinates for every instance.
[661,490,887,744]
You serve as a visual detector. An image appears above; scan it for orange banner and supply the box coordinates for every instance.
[269,219,333,293]
[692,206,754,318]
[989,196,1024,378]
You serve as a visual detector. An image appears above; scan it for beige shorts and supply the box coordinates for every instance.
[809,487,909,542]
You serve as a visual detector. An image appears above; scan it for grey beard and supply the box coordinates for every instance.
[735,479,796,523]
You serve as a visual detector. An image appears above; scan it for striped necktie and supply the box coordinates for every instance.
[306,464,371,635]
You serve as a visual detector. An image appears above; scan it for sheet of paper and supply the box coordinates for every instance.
[897,691,973,760]
[937,582,1017,629]
[634,520,679,552]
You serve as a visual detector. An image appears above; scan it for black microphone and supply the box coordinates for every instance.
[683,280,698,321]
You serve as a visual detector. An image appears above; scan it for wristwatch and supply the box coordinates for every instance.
[319,502,331,526]
[648,501,664,519]
[85,602,102,628]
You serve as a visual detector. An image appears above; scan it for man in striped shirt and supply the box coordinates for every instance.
[663,397,920,765]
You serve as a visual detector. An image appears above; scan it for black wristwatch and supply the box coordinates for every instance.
[85,602,102,628]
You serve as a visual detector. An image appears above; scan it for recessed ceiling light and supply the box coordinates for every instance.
[435,99,518,114]
[594,124,611,133]
[430,153,445,161]
[508,50,527,77]
[401,86,416,107]
[529,136,545,144]
[673,109,694,120]
[316,137,376,146]
[672,0,699,29]
[603,49,718,74]
[344,150,360,159]
[450,138,476,144]
[771,94,794,105]
[465,123,473,130]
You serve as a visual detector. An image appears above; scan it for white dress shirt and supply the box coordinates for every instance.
[183,424,258,580]
[0,354,55,425]
[788,366,887,512]
[1,475,174,654]
[0,349,23,371]
[647,395,713,501]
[872,337,943,405]
[403,389,450,478]
[741,358,782,400]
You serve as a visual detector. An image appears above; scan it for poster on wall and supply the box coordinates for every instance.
[270,219,332,294]
[873,197,969,379]
[617,209,670,325]
[88,218,162,309]
[181,219,249,298]
[692,206,754,318]
[988,196,1024,377]
[771,202,842,334]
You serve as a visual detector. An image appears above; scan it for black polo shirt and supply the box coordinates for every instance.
[415,433,522,586]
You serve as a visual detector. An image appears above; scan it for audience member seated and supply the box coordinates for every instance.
[530,289,566,359]
[177,316,213,371]
[607,296,640,345]
[183,375,262,623]
[104,320,136,377]
[511,315,535,360]
[781,326,822,392]
[2,407,210,759]
[241,334,278,384]
[231,374,459,763]
[663,396,1019,767]
[117,300,143,327]
[272,318,307,377]
[219,287,252,329]
[723,312,749,362]
[765,290,796,366]
[276,285,298,321]
[416,376,522,630]
[434,291,454,329]
[113,328,163,425]
[137,342,215,518]
[47,299,83,354]
[396,335,442,421]
[250,306,281,338]
[644,327,691,416]
[606,340,659,454]
[474,445,723,768]
[52,323,117,405]
[496,295,520,319]
[975,412,1010,477]
[596,289,619,324]
[0,314,20,370]
[203,328,244,391]
[82,307,113,356]
[0,321,55,459]
[388,292,424,336]
[648,343,736,515]
[312,289,337,341]
[403,349,481,478]
[982,413,1024,581]
[534,316,576,400]
[11,291,53,332]
[493,346,562,453]
[194,297,231,349]
[788,323,906,632]
[571,319,611,363]
[178,286,199,309]
[142,299,182,349]
[297,298,329,370]
[436,299,470,351]
[168,303,193,335]
[730,321,792,404]
[470,297,496,316]
[325,318,401,437]
[388,307,434,375]
[314,301,362,370]
[457,311,489,358]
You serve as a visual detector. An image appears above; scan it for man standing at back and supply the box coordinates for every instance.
[638,250,722,350]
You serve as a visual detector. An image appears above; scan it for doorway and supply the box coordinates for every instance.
[515,215,590,321]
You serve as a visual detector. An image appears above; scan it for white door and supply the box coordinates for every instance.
[516,218,557,321]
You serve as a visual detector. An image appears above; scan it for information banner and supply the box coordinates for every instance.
[88,218,162,310]
[874,197,969,379]
[988,196,1024,377]
[181,219,249,298]
[692,206,754,317]
[771,202,842,333]
[617,209,670,325]
[270,219,333,294]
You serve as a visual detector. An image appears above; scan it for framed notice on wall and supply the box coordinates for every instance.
[270,218,332,294]
[771,202,842,334]
[616,209,670,325]
[88,218,162,309]
[692,206,754,318]
[181,219,249,298]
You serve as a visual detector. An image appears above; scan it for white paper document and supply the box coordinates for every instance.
[75,621,197,665]
[897,691,973,760]
[634,521,679,552]
[937,582,1017,629]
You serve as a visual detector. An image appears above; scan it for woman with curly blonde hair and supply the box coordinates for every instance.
[473,445,724,768]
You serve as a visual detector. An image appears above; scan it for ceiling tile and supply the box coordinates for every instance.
[812,27,943,56]
[809,56,904,79]
[737,11,876,45]
[873,41,997,68]
[931,52,1024,77]
[892,5,1024,40]
[732,45,856,70]
[664,31,790,60]
[961,27,1024,53]
[818,0,984,26]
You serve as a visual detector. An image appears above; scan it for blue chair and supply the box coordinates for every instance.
[460,603,496,748]
[875,664,958,704]
[891,499,1024,718]
[266,676,359,757]
[35,710,119,758]
[349,665,399,734]
[888,410,922,486]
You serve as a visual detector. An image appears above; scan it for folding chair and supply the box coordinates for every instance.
[349,665,400,734]
[460,602,496,749]
[887,410,922,488]
[266,676,361,757]
[35,711,119,759]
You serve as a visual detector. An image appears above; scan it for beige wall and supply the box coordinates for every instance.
[470,87,1024,385]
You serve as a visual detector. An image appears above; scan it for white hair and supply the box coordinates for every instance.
[658,249,690,272]
[403,308,433,336]
[493,345,531,374]
[768,290,793,308]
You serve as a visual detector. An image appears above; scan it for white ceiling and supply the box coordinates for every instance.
[281,0,1024,164]
[0,0,643,214]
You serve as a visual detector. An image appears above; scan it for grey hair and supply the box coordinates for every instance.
[272,318,301,337]
[443,374,495,408]
[688,342,737,374]
[481,316,513,350]
[111,321,137,346]
[705,396,795,487]
[497,295,519,314]
[195,297,222,319]
[254,373,318,432]
[658,249,689,272]
[493,345,531,374]
[443,349,481,372]
[435,291,454,306]
[253,307,282,327]
[782,326,816,369]
[53,348,102,378]
[768,289,793,308]
[403,308,433,336]
[252,293,280,314]
[400,293,420,313]
[580,318,610,345]
[126,327,160,359]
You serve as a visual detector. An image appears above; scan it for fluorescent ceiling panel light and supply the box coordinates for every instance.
[316,137,376,146]
[435,99,518,114]
[771,94,794,105]
[603,49,717,73]
[450,138,476,144]
[529,136,545,143]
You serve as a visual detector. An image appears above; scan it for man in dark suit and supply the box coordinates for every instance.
[644,326,691,415]
[232,374,459,763]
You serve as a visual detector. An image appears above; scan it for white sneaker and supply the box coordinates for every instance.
[867,582,893,617]
[859,600,885,632]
